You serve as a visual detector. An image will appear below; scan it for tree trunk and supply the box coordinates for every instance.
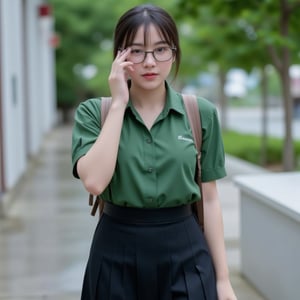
[280,66,294,170]
[218,68,227,131]
[260,67,268,166]
[280,0,295,171]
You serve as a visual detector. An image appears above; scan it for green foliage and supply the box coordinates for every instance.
[50,0,118,107]
[177,0,300,170]
[223,130,300,168]
[177,0,300,75]
[50,0,181,109]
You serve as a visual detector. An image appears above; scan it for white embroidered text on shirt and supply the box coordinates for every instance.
[177,135,193,143]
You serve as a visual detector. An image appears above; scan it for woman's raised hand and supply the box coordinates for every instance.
[108,48,134,105]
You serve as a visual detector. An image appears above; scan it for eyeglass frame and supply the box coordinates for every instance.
[119,46,177,64]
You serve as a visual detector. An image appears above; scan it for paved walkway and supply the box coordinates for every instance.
[0,125,267,299]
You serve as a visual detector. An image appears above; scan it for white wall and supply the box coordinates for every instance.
[39,11,57,133]
[25,0,57,155]
[0,0,27,189]
[24,0,43,155]
[235,172,300,300]
[0,0,56,191]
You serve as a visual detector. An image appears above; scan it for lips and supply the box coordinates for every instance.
[142,73,158,79]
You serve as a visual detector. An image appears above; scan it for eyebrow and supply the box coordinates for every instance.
[130,41,169,47]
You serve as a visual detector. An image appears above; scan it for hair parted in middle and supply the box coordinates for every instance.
[113,4,181,77]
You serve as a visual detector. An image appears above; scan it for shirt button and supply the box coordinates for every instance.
[146,138,152,144]
[147,167,153,173]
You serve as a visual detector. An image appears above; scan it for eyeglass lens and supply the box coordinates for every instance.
[128,47,175,63]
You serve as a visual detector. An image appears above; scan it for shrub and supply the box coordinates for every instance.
[222,130,300,169]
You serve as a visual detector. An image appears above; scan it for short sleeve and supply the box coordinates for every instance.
[71,98,101,178]
[198,98,226,182]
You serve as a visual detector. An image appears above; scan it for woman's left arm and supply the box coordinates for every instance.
[202,181,237,300]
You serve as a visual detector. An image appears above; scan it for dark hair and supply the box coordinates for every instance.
[113,4,181,77]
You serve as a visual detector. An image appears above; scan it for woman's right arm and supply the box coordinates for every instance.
[76,48,133,195]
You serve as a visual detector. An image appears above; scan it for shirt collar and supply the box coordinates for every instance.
[164,81,185,116]
[126,81,185,116]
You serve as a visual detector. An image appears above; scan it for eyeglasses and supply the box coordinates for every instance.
[126,46,176,64]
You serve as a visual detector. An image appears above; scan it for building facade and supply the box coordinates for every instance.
[0,0,56,210]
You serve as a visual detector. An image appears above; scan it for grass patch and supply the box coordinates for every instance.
[222,130,300,169]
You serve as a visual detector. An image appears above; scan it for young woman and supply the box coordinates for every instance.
[72,4,237,300]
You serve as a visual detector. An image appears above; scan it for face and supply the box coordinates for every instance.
[125,24,175,92]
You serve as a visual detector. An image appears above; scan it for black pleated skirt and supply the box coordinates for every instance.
[81,203,217,300]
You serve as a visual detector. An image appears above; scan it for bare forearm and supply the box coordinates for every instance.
[203,184,230,281]
[202,182,237,299]
[77,101,126,195]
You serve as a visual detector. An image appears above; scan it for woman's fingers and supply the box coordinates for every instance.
[116,48,131,61]
[108,48,133,103]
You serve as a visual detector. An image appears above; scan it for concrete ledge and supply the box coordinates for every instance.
[234,172,300,300]
[235,172,300,222]
[225,154,268,178]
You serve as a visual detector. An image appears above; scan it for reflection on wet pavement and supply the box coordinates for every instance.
[0,125,96,299]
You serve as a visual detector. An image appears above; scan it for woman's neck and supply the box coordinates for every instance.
[129,83,166,110]
[129,82,167,130]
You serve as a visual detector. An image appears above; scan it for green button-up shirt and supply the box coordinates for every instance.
[72,82,226,208]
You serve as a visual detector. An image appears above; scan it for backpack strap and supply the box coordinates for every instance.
[89,97,112,217]
[182,94,204,231]
[101,97,112,127]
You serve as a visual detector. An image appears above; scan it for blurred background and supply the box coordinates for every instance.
[0,0,300,299]
[1,0,300,196]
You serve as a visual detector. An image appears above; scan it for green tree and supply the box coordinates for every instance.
[177,0,300,171]
[50,0,181,121]
[50,0,118,121]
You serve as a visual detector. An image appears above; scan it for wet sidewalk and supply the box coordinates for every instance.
[0,125,266,299]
